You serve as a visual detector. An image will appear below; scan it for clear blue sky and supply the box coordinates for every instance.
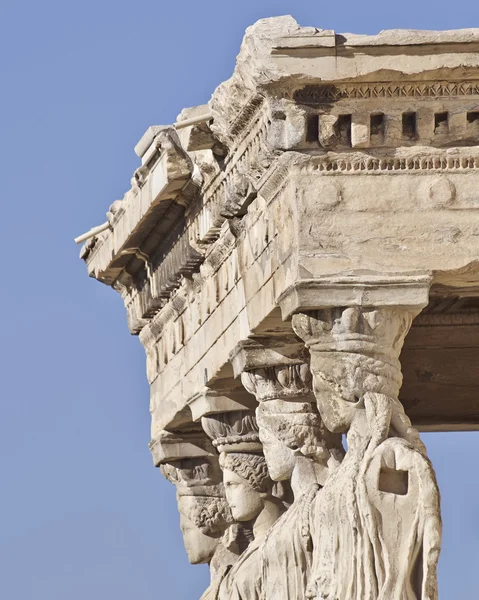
[1,1,478,598]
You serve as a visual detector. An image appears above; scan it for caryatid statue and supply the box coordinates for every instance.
[153,431,250,598]
[292,307,442,600]
[240,364,345,600]
[201,410,290,600]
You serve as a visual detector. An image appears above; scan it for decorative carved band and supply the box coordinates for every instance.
[196,105,272,243]
[307,153,479,174]
[414,311,479,326]
[293,81,479,104]
[229,94,265,139]
[123,236,204,332]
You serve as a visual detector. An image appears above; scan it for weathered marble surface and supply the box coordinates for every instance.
[79,15,479,598]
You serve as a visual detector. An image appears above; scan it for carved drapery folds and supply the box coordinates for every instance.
[238,359,344,599]
[202,410,289,600]
[292,307,442,600]
[152,310,442,600]
[152,311,442,599]
[155,316,442,599]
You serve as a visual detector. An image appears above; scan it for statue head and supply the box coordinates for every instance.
[255,398,343,481]
[219,451,282,521]
[202,411,289,525]
[292,308,412,434]
[176,492,232,564]
[160,457,233,564]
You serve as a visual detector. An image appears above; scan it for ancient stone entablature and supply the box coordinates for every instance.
[79,15,479,598]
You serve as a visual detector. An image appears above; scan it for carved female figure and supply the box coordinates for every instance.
[241,365,344,600]
[202,411,289,600]
[292,307,442,600]
[219,451,287,600]
[160,456,247,600]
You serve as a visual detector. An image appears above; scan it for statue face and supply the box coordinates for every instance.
[177,496,220,564]
[258,426,295,481]
[310,354,359,433]
[223,468,264,522]
[311,377,354,433]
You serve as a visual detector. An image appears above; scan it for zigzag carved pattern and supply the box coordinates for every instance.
[294,81,479,104]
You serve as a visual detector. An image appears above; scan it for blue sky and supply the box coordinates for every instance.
[1,1,478,598]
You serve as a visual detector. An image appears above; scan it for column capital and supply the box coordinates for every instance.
[241,363,314,403]
[277,273,432,320]
[228,333,316,407]
[149,428,215,467]
[187,381,257,422]
[292,305,417,403]
[292,304,425,447]
[229,335,308,378]
[201,410,262,453]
